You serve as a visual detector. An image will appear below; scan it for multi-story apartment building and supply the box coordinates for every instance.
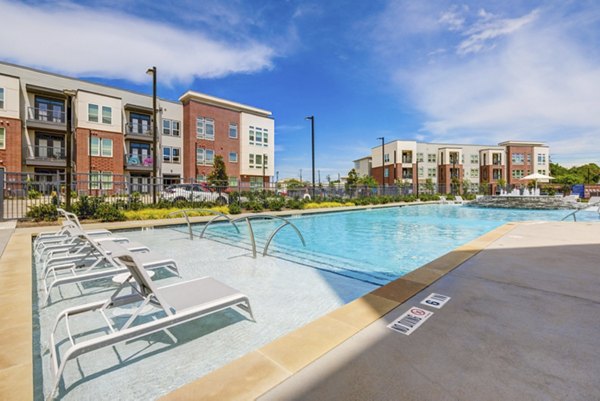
[0,62,274,191]
[179,91,274,188]
[353,156,372,177]
[368,139,549,194]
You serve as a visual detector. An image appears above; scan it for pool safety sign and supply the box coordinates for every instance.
[387,307,433,335]
[420,293,451,309]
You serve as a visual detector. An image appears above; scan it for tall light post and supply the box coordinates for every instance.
[377,136,385,194]
[63,89,76,210]
[305,115,315,199]
[146,66,157,204]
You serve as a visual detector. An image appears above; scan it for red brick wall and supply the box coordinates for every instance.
[506,145,534,186]
[0,117,22,172]
[74,128,124,176]
[182,100,240,181]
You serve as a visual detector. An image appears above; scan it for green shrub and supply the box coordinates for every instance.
[285,198,304,210]
[72,195,104,219]
[248,199,264,213]
[228,203,242,214]
[94,203,126,222]
[27,189,41,199]
[267,197,285,211]
[26,204,58,221]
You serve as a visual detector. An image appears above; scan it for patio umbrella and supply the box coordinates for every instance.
[522,172,554,191]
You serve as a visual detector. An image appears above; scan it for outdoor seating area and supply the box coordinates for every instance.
[34,209,254,400]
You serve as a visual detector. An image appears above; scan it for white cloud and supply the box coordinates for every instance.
[457,9,539,55]
[372,3,600,164]
[439,6,468,32]
[0,1,275,84]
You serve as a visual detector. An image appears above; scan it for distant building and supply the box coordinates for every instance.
[366,139,550,194]
[353,156,372,177]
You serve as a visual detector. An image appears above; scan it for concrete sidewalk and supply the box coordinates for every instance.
[0,220,17,257]
[260,222,600,401]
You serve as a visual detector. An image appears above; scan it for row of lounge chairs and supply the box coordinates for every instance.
[38,209,254,399]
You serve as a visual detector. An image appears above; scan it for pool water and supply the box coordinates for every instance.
[199,205,597,285]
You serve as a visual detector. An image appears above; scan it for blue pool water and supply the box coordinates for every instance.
[197,205,598,285]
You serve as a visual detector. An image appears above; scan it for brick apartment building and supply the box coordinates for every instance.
[361,139,550,194]
[0,61,274,191]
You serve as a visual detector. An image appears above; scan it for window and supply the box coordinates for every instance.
[0,88,4,109]
[249,126,268,146]
[162,146,181,163]
[418,166,424,177]
[163,119,180,136]
[538,169,546,175]
[196,117,214,140]
[264,155,268,166]
[229,123,238,138]
[527,154,531,163]
[511,153,524,164]
[89,172,113,190]
[427,153,436,163]
[0,127,5,149]
[470,168,479,177]
[512,169,524,179]
[250,176,263,189]
[172,147,180,163]
[205,119,214,140]
[537,154,546,165]
[428,168,436,177]
[229,152,238,163]
[205,149,214,165]
[89,137,113,157]
[470,154,479,164]
[163,147,171,163]
[88,104,99,122]
[229,177,238,186]
[196,175,206,182]
[417,153,424,162]
[384,154,390,163]
[256,154,263,167]
[384,168,389,178]
[196,148,204,164]
[249,154,255,168]
[102,106,112,124]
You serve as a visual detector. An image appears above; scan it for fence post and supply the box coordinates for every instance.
[0,171,4,221]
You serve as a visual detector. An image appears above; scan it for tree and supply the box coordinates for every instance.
[346,169,358,188]
[425,178,435,194]
[207,155,228,189]
[461,178,471,195]
[285,179,304,189]
[497,178,506,191]
[358,175,377,188]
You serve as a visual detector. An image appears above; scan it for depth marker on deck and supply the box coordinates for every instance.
[420,293,451,309]
[387,307,433,335]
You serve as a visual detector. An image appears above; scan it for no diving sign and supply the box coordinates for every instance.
[387,307,433,335]
[420,293,451,309]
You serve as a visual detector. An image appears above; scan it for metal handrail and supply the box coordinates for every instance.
[561,201,600,222]
[167,209,239,240]
[230,215,306,257]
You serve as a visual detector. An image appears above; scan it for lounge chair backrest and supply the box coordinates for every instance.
[115,254,174,314]
[589,196,600,206]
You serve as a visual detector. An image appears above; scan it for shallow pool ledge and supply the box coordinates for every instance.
[159,222,517,401]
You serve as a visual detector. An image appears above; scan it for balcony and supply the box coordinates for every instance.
[23,145,66,167]
[125,153,153,171]
[26,107,66,131]
[125,122,153,142]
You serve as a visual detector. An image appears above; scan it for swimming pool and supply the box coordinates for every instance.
[34,204,598,400]
[189,205,595,285]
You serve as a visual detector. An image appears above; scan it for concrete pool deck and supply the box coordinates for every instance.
[0,207,599,400]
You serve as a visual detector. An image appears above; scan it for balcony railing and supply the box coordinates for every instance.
[126,122,152,136]
[402,158,412,164]
[27,107,65,124]
[125,153,153,167]
[24,145,66,164]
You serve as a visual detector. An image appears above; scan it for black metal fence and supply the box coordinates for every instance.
[0,170,469,220]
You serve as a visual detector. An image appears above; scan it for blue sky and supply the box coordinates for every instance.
[1,0,599,180]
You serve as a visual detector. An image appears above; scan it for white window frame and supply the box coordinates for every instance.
[384,154,390,163]
[0,127,5,149]
[470,168,479,177]
[228,176,238,186]
[205,118,215,140]
[196,148,205,165]
[196,117,204,138]
[205,149,214,165]
[89,171,113,190]
[90,137,113,157]
[512,153,524,164]
[537,154,546,165]
[163,119,181,136]
[417,153,424,162]
[470,155,478,164]
[88,104,99,122]
[249,154,255,168]
[0,88,4,109]
[163,146,172,163]
[229,152,238,163]
[101,106,112,124]
[172,147,180,163]
[249,127,255,145]
[229,123,238,139]
[427,153,436,163]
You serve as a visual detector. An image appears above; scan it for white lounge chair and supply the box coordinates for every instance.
[47,251,253,399]
[454,195,465,205]
[41,232,178,306]
[34,208,111,248]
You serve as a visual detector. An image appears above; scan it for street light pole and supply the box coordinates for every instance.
[305,116,315,199]
[377,137,385,194]
[146,66,158,204]
[63,89,76,210]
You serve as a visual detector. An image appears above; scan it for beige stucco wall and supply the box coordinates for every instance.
[0,74,20,119]
[75,90,122,133]
[240,112,274,177]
